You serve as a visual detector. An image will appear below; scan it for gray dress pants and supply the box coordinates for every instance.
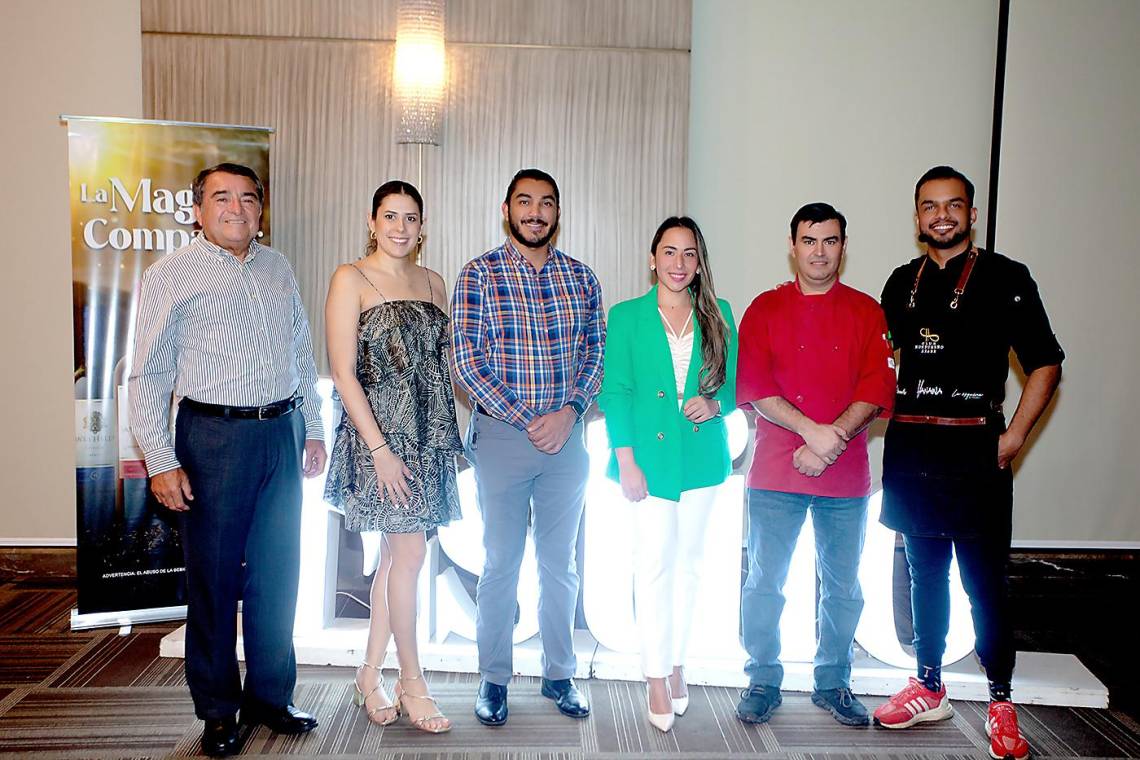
[465,412,589,686]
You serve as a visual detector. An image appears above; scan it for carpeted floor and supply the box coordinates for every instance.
[2,575,1140,759]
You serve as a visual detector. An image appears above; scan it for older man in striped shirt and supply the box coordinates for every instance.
[452,168,604,727]
[129,163,325,757]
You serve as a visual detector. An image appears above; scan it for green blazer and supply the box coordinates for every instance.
[598,286,738,501]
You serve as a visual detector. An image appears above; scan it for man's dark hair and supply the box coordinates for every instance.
[504,168,560,206]
[790,202,847,241]
[192,163,265,206]
[914,165,975,207]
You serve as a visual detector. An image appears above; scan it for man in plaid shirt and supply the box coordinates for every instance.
[451,168,604,727]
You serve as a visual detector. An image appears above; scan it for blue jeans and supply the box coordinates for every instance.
[741,488,868,691]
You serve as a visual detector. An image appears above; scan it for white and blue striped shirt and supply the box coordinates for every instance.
[128,234,323,475]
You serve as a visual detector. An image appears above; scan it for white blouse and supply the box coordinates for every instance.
[659,308,694,406]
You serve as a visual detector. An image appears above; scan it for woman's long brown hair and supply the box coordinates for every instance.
[650,216,728,397]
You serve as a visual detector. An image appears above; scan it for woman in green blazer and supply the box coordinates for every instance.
[598,216,737,733]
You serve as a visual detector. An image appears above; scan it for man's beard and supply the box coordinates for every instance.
[919,227,971,250]
[509,216,559,250]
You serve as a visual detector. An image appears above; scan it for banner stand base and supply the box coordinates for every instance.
[159,621,1108,708]
[71,605,186,632]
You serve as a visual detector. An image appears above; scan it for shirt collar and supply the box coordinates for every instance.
[503,237,556,271]
[195,232,261,263]
[924,245,975,273]
[792,277,840,299]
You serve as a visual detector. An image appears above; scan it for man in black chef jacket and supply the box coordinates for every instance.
[872,166,1062,760]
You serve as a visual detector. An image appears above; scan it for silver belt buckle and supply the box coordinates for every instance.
[258,405,270,420]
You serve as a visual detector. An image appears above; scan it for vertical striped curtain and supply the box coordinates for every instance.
[142,0,691,374]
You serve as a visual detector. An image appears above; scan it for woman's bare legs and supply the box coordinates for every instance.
[386,531,449,732]
[355,533,397,723]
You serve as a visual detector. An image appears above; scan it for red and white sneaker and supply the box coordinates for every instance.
[872,677,954,728]
[986,701,1030,760]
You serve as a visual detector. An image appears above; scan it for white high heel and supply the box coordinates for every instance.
[646,681,675,732]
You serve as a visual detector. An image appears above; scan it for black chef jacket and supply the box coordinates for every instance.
[879,249,1064,539]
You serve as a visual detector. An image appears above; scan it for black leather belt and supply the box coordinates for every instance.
[182,396,301,420]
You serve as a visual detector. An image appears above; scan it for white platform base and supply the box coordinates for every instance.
[72,604,187,631]
[159,621,1107,708]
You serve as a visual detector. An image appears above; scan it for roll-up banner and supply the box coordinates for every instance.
[66,116,271,630]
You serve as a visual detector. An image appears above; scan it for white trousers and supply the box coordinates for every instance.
[630,484,719,678]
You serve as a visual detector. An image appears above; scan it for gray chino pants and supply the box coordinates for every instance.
[465,412,589,686]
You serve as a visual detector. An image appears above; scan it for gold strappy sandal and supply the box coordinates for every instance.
[351,661,398,726]
[394,671,451,734]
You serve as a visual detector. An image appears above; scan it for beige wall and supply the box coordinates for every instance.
[690,0,1140,544]
[689,0,997,313]
[688,0,997,514]
[995,0,1140,544]
[0,0,142,542]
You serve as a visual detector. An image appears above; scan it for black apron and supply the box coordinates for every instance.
[881,252,1013,540]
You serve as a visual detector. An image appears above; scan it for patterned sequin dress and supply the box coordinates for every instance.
[324,271,462,533]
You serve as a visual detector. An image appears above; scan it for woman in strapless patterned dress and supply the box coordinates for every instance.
[324,181,461,734]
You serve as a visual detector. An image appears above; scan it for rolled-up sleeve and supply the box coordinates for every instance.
[853,304,897,415]
[735,296,780,408]
[1008,262,1065,373]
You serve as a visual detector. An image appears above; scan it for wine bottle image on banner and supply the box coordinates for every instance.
[114,355,149,533]
[75,393,117,541]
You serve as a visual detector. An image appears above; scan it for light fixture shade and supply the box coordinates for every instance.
[394,0,446,145]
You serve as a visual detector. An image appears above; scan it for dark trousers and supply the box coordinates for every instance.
[904,533,1015,685]
[174,402,305,719]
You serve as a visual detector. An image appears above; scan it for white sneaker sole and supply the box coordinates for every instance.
[985,720,1029,760]
[874,700,954,729]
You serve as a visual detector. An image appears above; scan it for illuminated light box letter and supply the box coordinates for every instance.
[435,467,540,644]
[855,490,975,669]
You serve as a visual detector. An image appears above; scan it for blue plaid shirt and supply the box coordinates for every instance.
[450,240,605,430]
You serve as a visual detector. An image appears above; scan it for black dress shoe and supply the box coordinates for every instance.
[541,677,590,718]
[201,716,242,758]
[240,703,318,734]
[474,679,508,726]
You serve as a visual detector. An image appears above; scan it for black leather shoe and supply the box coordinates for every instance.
[201,716,242,757]
[541,677,590,718]
[474,679,509,726]
[240,703,318,735]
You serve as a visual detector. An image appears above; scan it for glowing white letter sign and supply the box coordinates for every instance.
[298,381,974,677]
[434,412,976,670]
